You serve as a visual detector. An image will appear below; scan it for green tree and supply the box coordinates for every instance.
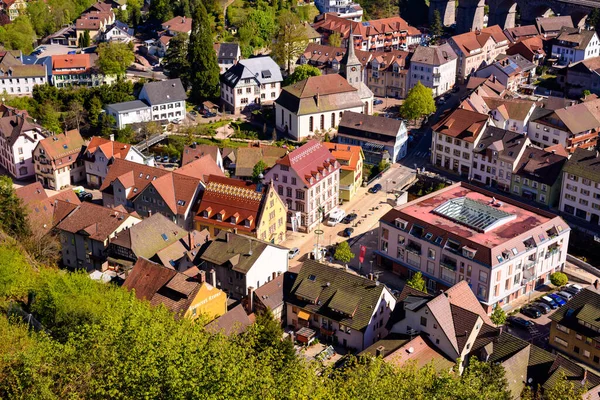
[334,241,355,264]
[0,16,36,54]
[96,42,135,76]
[431,9,444,37]
[163,33,189,81]
[186,0,220,101]
[400,81,436,121]
[272,11,308,73]
[490,306,507,327]
[38,100,62,133]
[26,0,54,37]
[0,176,30,239]
[87,96,104,128]
[252,160,267,182]
[541,371,588,400]
[406,271,427,292]
[328,31,342,47]
[149,0,173,22]
[80,30,91,48]
[246,309,296,365]
[283,64,321,86]
[128,0,142,26]
[549,272,568,287]
[583,89,592,97]
[588,8,600,32]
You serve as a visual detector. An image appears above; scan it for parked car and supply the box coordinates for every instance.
[342,213,357,224]
[190,110,198,116]
[170,156,179,164]
[172,118,182,124]
[288,247,299,259]
[564,284,583,295]
[154,155,161,161]
[521,306,541,319]
[77,191,93,202]
[548,293,566,306]
[343,227,354,237]
[204,112,216,118]
[508,316,534,329]
[436,97,446,105]
[368,183,382,194]
[555,291,573,301]
[539,295,558,309]
[373,99,384,105]
[531,302,551,314]
[162,155,169,163]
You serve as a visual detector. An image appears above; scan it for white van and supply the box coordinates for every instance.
[326,208,346,227]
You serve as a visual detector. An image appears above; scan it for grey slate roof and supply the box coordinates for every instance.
[106,100,149,113]
[141,78,187,105]
[411,43,457,65]
[216,42,240,60]
[337,111,403,143]
[220,56,282,88]
[473,126,528,162]
[562,147,600,183]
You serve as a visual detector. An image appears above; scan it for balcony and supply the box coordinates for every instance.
[320,325,335,336]
[406,241,421,255]
[440,257,457,271]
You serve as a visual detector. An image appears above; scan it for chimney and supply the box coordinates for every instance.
[277,271,282,277]
[209,268,217,287]
[594,279,599,289]
[368,273,374,280]
[272,271,277,280]
[247,286,254,313]
[188,232,194,249]
[226,232,230,242]
[199,270,206,284]
[375,345,385,357]
[109,133,114,141]
[316,93,320,107]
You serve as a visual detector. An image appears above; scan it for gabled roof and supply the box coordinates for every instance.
[182,144,220,167]
[274,140,339,187]
[105,100,149,113]
[287,260,389,332]
[555,27,597,51]
[123,257,206,319]
[57,202,139,242]
[0,113,41,147]
[200,231,285,274]
[51,54,96,71]
[140,78,186,105]
[254,273,286,311]
[195,175,267,233]
[514,146,568,186]
[234,145,287,177]
[322,142,363,171]
[109,213,188,259]
[483,97,535,121]
[312,13,421,39]
[220,56,282,87]
[504,25,539,42]
[549,286,600,340]
[411,43,457,65]
[155,229,210,269]
[381,335,454,372]
[37,130,84,161]
[84,136,132,160]
[161,15,192,33]
[432,108,488,142]
[535,15,574,34]
[337,111,404,144]
[506,37,546,61]
[205,304,254,336]
[214,42,240,59]
[473,127,528,164]
[562,147,600,183]
[450,25,508,56]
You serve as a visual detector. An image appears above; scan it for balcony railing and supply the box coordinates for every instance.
[440,257,457,271]
[406,242,421,255]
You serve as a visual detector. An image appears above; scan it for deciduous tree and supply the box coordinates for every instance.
[328,31,342,47]
[334,241,355,264]
[406,271,427,292]
[549,272,568,287]
[490,306,507,327]
[96,42,135,76]
[400,81,436,121]
[272,11,308,73]
[252,160,267,182]
[283,64,321,86]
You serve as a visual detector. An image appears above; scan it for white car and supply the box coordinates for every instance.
[288,247,299,259]
[326,208,346,227]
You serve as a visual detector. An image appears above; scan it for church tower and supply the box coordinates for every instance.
[340,26,363,89]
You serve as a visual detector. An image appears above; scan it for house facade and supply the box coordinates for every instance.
[220,56,283,114]
[337,111,408,164]
[551,28,600,65]
[262,140,340,233]
[139,78,187,123]
[377,183,570,313]
[408,44,457,97]
[0,110,45,179]
[51,54,112,88]
[57,202,141,271]
[286,260,397,351]
[559,148,600,227]
[323,142,364,201]
[0,50,47,95]
[83,135,154,188]
[33,130,85,190]
[200,231,289,300]
[194,176,288,244]
[430,108,489,177]
[1,0,27,21]
[449,25,510,83]
[367,50,410,99]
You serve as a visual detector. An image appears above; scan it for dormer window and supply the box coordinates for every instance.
[394,218,407,230]
[216,212,224,221]
[244,219,251,227]
[462,246,477,259]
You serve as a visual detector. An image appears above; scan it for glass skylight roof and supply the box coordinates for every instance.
[433,197,516,233]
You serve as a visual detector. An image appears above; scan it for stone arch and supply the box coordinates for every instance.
[456,0,485,33]
[488,0,518,29]
[518,1,555,25]
[571,12,589,28]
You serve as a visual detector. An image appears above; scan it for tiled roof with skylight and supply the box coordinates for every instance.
[432,197,516,233]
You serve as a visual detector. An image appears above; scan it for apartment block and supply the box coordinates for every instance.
[559,148,600,227]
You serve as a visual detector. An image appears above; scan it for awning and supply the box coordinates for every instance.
[298,310,310,320]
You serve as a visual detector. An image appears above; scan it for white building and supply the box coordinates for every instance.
[313,0,363,21]
[275,37,373,141]
[377,182,570,313]
[408,44,457,97]
[106,79,187,127]
[220,56,283,114]
[552,28,600,65]
[82,135,155,188]
[559,148,600,227]
[431,108,489,177]
[33,129,85,190]
[0,109,45,179]
[101,21,135,43]
[262,140,340,233]
[0,51,47,95]
[200,231,289,300]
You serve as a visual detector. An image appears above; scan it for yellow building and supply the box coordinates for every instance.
[124,258,227,322]
[195,175,287,244]
[323,143,364,201]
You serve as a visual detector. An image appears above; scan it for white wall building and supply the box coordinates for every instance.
[377,183,570,313]
[313,0,363,21]
[105,100,153,129]
[0,111,45,179]
[220,56,283,114]
[559,148,600,227]
[408,44,457,97]
[552,28,600,65]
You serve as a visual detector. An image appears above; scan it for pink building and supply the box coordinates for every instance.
[263,140,340,232]
[377,182,570,313]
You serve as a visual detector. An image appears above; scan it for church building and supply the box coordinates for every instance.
[275,31,374,141]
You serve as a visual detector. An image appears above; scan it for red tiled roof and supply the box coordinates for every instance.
[451,25,507,56]
[162,15,192,33]
[182,144,220,167]
[176,154,224,182]
[52,54,92,70]
[85,136,132,160]
[15,181,47,207]
[432,108,489,142]
[276,140,339,187]
[313,13,421,39]
[322,142,362,171]
[37,129,84,162]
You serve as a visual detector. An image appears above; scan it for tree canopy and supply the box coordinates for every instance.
[549,272,568,287]
[252,160,267,182]
[96,42,135,76]
[272,11,308,73]
[406,271,427,293]
[334,241,354,264]
[490,306,507,327]
[283,65,321,86]
[400,82,436,121]
[163,33,190,81]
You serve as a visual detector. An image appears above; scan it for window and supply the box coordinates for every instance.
[427,248,436,260]
[554,337,568,347]
[320,114,325,130]
[331,112,335,127]
[309,116,314,132]
[420,316,427,327]
[479,270,488,283]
